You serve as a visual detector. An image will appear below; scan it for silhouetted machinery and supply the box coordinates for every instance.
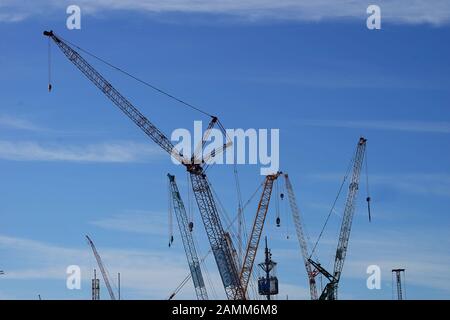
[257,237,279,300]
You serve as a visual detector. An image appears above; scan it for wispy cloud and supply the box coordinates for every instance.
[0,140,163,163]
[0,234,196,299]
[90,210,168,236]
[280,226,450,297]
[0,115,43,131]
[308,173,450,198]
[299,120,450,134]
[1,0,450,25]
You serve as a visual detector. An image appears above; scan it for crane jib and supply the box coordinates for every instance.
[45,30,245,300]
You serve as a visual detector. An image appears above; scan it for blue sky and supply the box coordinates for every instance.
[0,1,449,300]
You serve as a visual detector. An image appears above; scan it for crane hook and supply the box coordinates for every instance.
[366,196,372,222]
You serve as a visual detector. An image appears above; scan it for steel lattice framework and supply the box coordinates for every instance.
[310,137,367,300]
[238,172,281,298]
[86,235,116,300]
[168,174,208,300]
[284,174,318,300]
[44,30,245,300]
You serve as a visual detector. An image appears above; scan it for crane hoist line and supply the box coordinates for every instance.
[44,30,245,300]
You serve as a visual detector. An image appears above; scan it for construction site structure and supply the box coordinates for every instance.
[44,30,244,300]
[168,173,208,300]
[283,173,318,300]
[118,273,121,300]
[238,172,282,299]
[309,137,367,300]
[257,237,278,300]
[392,269,406,300]
[86,235,116,300]
[92,269,100,300]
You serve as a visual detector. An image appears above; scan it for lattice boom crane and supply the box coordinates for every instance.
[44,30,245,300]
[283,173,318,300]
[168,174,208,300]
[86,235,116,300]
[238,172,282,298]
[309,137,367,300]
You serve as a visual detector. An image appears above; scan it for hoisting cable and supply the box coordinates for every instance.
[47,36,52,92]
[275,179,281,227]
[365,145,372,222]
[234,164,244,264]
[168,179,174,247]
[309,154,355,259]
[56,33,214,118]
[186,172,194,232]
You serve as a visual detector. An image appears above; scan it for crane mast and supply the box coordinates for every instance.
[168,174,208,300]
[44,31,245,300]
[86,235,116,300]
[238,172,281,298]
[283,173,318,300]
[309,137,367,300]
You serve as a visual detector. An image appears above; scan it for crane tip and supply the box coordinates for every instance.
[43,30,53,37]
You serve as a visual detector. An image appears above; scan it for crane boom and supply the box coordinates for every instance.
[332,137,367,292]
[86,235,116,300]
[44,30,245,300]
[43,31,185,164]
[283,173,318,300]
[168,174,209,300]
[238,172,281,298]
[310,137,367,300]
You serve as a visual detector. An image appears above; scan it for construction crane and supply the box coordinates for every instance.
[44,30,245,300]
[238,172,281,298]
[392,269,406,300]
[86,235,116,300]
[309,137,367,300]
[168,174,209,300]
[283,173,319,300]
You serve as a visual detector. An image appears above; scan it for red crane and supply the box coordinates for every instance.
[238,172,282,298]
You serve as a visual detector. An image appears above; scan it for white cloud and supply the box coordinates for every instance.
[300,120,450,134]
[339,231,450,295]
[288,226,450,297]
[90,211,168,236]
[0,115,43,131]
[0,234,197,299]
[1,0,450,25]
[308,173,450,198]
[0,140,163,163]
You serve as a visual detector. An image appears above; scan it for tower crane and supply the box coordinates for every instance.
[308,137,367,300]
[44,31,245,300]
[168,174,208,300]
[238,171,282,298]
[283,173,318,300]
[86,235,116,300]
